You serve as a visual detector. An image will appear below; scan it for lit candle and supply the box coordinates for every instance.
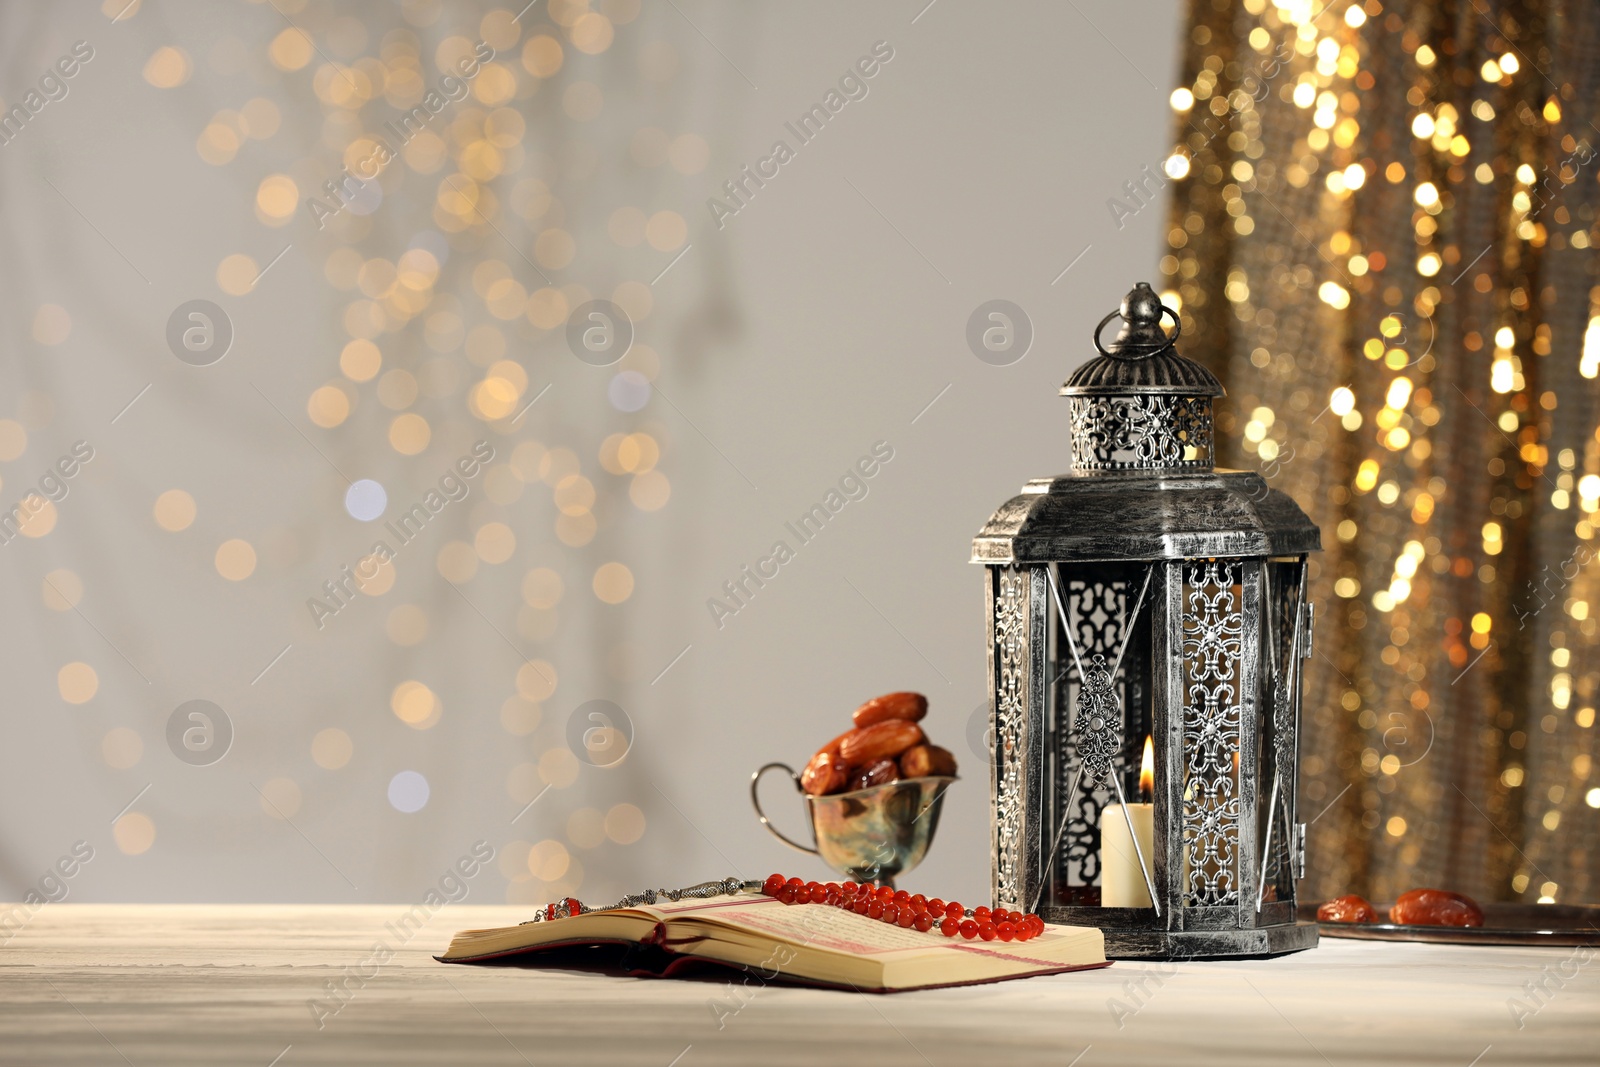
[1101,737,1156,908]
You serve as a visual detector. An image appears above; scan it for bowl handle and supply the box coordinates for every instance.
[750,762,819,856]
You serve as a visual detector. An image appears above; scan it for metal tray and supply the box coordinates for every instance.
[1298,902,1600,946]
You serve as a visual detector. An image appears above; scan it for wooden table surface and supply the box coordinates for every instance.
[1,904,1595,1065]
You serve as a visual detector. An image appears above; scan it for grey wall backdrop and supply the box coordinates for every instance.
[0,0,1182,909]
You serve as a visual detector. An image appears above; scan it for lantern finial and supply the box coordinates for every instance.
[1106,282,1170,356]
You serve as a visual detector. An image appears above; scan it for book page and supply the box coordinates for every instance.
[676,898,948,955]
[666,897,1099,967]
[439,895,762,959]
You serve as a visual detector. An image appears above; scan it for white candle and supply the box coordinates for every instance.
[1101,801,1154,907]
[1101,736,1156,908]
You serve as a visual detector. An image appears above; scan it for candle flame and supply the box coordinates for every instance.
[1139,735,1154,799]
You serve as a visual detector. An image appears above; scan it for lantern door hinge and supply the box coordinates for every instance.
[1294,822,1307,880]
[1300,601,1315,660]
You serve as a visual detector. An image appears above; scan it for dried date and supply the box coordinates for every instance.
[838,720,924,765]
[816,728,855,761]
[851,758,899,792]
[851,691,929,729]
[899,744,957,779]
[1389,888,1483,927]
[1317,894,1377,924]
[800,751,848,796]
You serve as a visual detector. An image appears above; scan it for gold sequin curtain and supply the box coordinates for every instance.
[1161,0,1598,904]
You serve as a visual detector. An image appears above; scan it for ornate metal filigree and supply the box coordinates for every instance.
[993,568,1028,908]
[1271,677,1294,782]
[1069,395,1214,471]
[1055,579,1134,894]
[1180,560,1243,907]
[1075,653,1121,786]
[1061,786,1103,891]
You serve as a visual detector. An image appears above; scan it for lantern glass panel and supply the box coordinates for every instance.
[1257,555,1309,910]
[1043,562,1156,908]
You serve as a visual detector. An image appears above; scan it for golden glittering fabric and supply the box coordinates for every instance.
[1160,0,1597,904]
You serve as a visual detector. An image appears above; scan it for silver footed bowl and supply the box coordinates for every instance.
[751,762,957,888]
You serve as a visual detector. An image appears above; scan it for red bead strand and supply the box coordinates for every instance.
[758,872,1046,942]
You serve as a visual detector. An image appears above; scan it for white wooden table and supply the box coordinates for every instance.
[2,905,1594,1065]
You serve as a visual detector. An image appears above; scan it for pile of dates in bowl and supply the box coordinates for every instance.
[800,692,958,796]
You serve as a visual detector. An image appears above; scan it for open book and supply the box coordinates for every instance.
[438,893,1108,992]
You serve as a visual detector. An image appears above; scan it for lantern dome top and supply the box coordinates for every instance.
[1062,283,1223,398]
[971,279,1322,564]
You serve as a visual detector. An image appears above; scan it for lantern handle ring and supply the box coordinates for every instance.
[750,762,820,856]
[1093,303,1181,360]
